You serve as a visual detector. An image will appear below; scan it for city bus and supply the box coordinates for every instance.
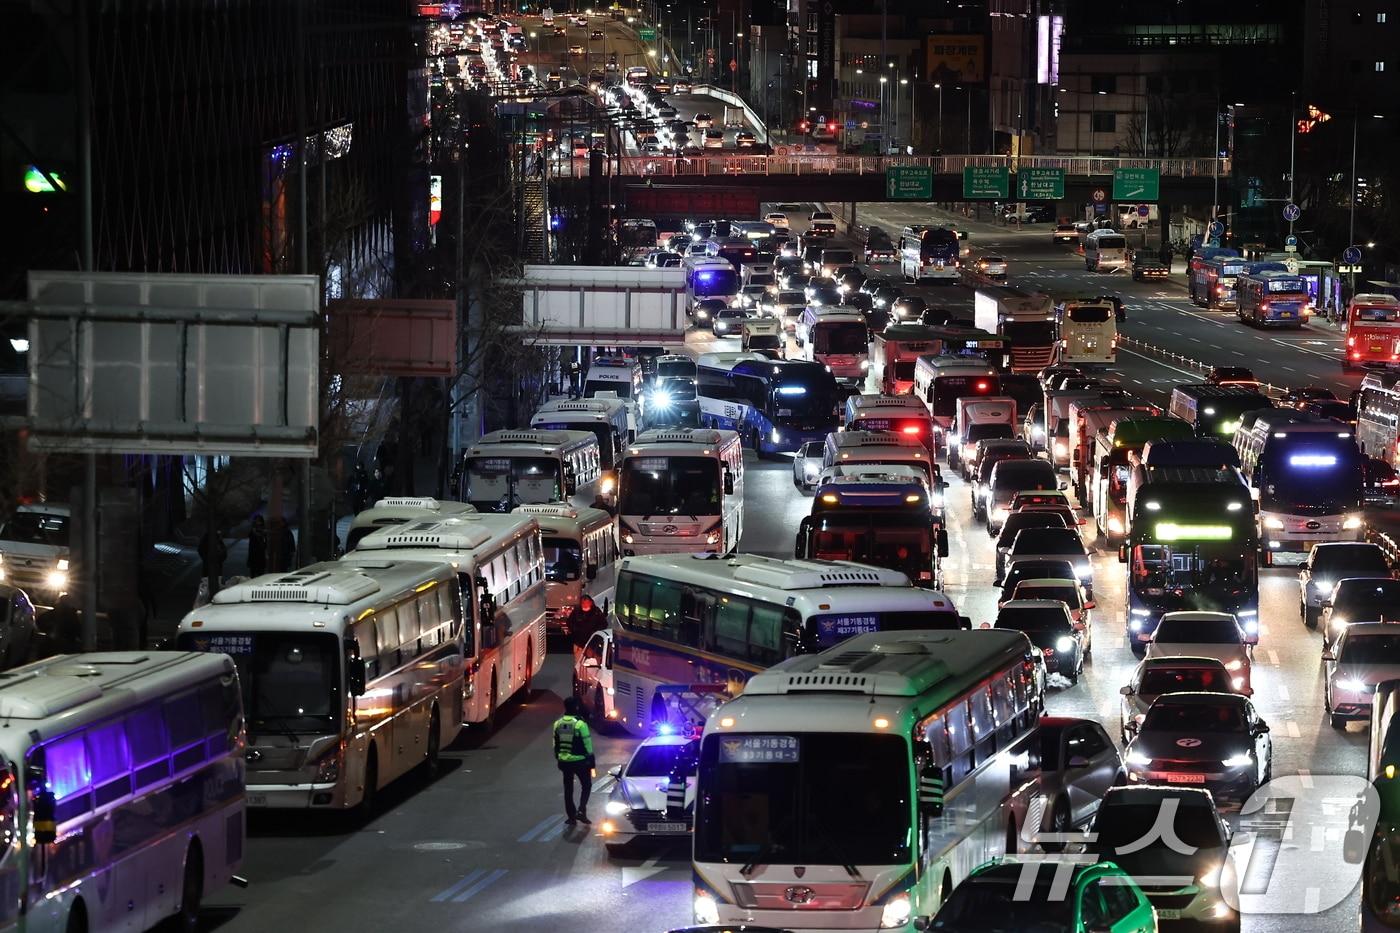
[1054,299,1117,366]
[1168,383,1274,438]
[796,473,950,586]
[618,428,744,557]
[610,555,966,735]
[912,355,1000,452]
[1344,294,1400,370]
[346,496,476,551]
[343,512,547,727]
[1236,270,1311,328]
[820,431,942,496]
[871,323,940,394]
[619,218,659,257]
[795,307,869,383]
[531,396,630,471]
[1090,416,1196,545]
[843,393,935,450]
[458,429,602,512]
[696,355,840,455]
[1189,253,1248,309]
[684,258,741,312]
[1121,467,1260,652]
[927,325,1011,369]
[0,651,245,933]
[900,225,961,283]
[180,558,465,810]
[1233,411,1366,562]
[1357,373,1400,464]
[1187,246,1241,306]
[514,503,618,634]
[691,629,1045,929]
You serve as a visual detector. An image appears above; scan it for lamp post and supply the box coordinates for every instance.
[880,75,889,153]
[898,77,908,153]
[934,82,943,154]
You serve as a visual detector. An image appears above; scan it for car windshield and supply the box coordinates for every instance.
[998,607,1071,636]
[1312,546,1391,576]
[1155,617,1241,644]
[966,423,1014,443]
[0,511,70,547]
[930,874,1073,932]
[627,742,694,777]
[1143,700,1246,733]
[695,733,910,865]
[1094,799,1224,877]
[464,456,562,511]
[620,456,722,516]
[177,631,339,733]
[1336,581,1400,618]
[1015,585,1081,607]
[1340,633,1400,665]
[1140,665,1231,695]
[542,536,583,582]
[814,322,868,354]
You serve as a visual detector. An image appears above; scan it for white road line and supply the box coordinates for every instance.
[1285,720,1302,738]
[1298,768,1313,788]
[1116,346,1201,380]
[1277,685,1290,702]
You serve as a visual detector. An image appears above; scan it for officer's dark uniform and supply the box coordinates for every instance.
[553,698,595,824]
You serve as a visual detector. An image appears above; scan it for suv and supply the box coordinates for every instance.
[1299,541,1392,626]
[985,459,1060,534]
[1052,223,1079,244]
[0,503,72,609]
[934,859,1156,932]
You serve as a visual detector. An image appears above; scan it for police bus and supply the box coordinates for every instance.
[843,394,935,450]
[691,629,1045,929]
[696,355,840,456]
[180,559,465,811]
[1187,246,1241,307]
[344,513,547,729]
[346,496,476,551]
[459,429,603,512]
[1167,383,1274,438]
[1236,270,1312,328]
[820,431,942,499]
[912,356,1000,452]
[531,396,630,471]
[900,225,961,283]
[618,428,745,557]
[0,651,245,933]
[610,555,965,736]
[1233,411,1366,562]
[514,503,619,634]
[796,473,950,587]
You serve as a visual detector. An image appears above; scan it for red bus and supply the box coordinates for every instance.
[1344,294,1400,370]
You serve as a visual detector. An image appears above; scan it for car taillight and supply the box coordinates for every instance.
[901,425,921,435]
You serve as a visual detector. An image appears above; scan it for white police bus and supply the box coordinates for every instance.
[618,429,745,557]
[459,429,603,512]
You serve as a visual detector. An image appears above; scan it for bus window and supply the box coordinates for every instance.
[712,598,750,656]
[946,700,974,784]
[87,720,132,807]
[45,733,91,823]
[749,601,786,665]
[126,705,170,790]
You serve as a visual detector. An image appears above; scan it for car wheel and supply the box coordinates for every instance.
[1040,797,1072,852]
[1331,713,1347,730]
[1068,658,1081,686]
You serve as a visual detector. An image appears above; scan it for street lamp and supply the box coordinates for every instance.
[934,82,943,153]
[880,75,888,152]
[899,78,908,154]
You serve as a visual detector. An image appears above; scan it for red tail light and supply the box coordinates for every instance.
[975,380,989,391]
[901,425,921,435]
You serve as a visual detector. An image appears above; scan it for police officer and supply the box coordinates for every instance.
[552,696,595,825]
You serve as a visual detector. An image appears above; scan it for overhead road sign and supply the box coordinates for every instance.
[1111,168,1159,202]
[638,28,656,41]
[963,166,1009,199]
[886,166,933,200]
[1016,167,1064,200]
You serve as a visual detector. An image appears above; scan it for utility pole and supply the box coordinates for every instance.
[880,0,887,145]
[1288,90,1296,238]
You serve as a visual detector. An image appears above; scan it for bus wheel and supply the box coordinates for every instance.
[424,706,442,777]
[484,673,498,732]
[65,900,87,933]
[359,748,379,819]
[165,842,203,932]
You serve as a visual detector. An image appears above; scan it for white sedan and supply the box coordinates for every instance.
[764,211,790,229]
[601,733,698,855]
[1144,611,1252,693]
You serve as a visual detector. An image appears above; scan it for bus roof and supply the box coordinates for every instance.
[534,397,627,417]
[620,553,914,593]
[1171,383,1272,403]
[831,431,928,452]
[0,652,235,725]
[203,559,451,611]
[348,514,538,562]
[696,351,767,372]
[847,394,929,414]
[1141,439,1241,468]
[513,503,613,536]
[878,323,942,342]
[916,354,999,375]
[468,429,597,455]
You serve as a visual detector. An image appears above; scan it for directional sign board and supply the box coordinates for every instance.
[886,166,933,200]
[1344,245,1363,264]
[1283,202,1300,222]
[638,27,656,41]
[1111,168,1160,202]
[963,166,1009,200]
[1016,167,1064,200]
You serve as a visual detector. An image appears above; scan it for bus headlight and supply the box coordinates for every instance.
[599,473,617,495]
[1126,749,1151,768]
[705,531,720,545]
[694,892,720,925]
[46,567,69,591]
[1263,516,1285,530]
[1337,677,1369,694]
[880,893,912,929]
[1054,441,1068,458]
[1343,514,1364,530]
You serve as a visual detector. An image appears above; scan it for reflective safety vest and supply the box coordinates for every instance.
[552,715,593,763]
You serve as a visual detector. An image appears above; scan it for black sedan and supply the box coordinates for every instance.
[992,599,1084,685]
[1122,692,1272,806]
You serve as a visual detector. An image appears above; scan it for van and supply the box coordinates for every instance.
[950,396,1019,474]
[818,247,856,278]
[741,263,776,290]
[741,317,784,354]
[1084,230,1129,272]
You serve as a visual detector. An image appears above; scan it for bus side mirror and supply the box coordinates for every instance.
[918,767,945,818]
[347,658,368,697]
[32,789,56,845]
[937,528,950,559]
[724,469,735,495]
[1118,545,1127,563]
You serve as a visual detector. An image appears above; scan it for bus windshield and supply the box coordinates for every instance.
[769,383,839,420]
[621,456,722,515]
[1261,444,1363,514]
[893,360,917,381]
[695,732,911,866]
[177,631,339,733]
[0,511,70,547]
[691,268,740,298]
[464,456,562,511]
[1131,545,1252,604]
[814,322,868,355]
[584,379,633,399]
[542,536,583,582]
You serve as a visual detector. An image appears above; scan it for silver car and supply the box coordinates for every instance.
[601,734,698,856]
[1009,717,1121,852]
[1324,622,1400,728]
[792,440,824,491]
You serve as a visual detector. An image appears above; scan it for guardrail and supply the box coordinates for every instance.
[559,152,1232,180]
[1115,334,1289,401]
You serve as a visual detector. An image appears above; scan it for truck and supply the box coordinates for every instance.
[1089,416,1195,546]
[870,324,940,395]
[973,285,1056,373]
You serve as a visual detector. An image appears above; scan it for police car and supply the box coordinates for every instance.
[600,732,698,855]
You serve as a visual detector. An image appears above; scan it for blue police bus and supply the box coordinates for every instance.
[696,355,840,456]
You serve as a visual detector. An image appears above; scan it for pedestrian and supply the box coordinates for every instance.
[247,515,268,578]
[534,151,546,177]
[552,696,595,826]
[197,526,227,592]
[46,595,83,655]
[569,595,607,664]
[272,517,297,572]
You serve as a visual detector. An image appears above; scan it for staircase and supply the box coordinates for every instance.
[521,176,549,263]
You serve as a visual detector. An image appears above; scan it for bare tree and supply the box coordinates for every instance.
[1122,95,1213,158]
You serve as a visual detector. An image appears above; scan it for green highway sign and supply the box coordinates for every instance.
[886,166,933,200]
[638,27,656,41]
[1112,167,1160,202]
[963,166,1009,199]
[1016,167,1064,200]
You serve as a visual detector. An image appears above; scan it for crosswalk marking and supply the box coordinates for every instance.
[518,814,566,843]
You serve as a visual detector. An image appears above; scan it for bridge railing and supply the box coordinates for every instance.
[556,153,1231,180]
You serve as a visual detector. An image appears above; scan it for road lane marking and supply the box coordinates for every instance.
[1277,685,1290,702]
[622,852,668,887]
[518,813,567,843]
[1116,346,1200,380]
[1266,649,1281,666]
[451,868,509,903]
[1298,768,1313,788]
[1284,720,1302,738]
[432,868,487,902]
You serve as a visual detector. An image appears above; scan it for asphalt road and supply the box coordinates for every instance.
[203,204,1383,933]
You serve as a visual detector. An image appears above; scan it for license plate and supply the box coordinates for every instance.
[246,793,269,806]
[1165,773,1206,784]
[647,822,687,833]
[1156,909,1181,920]
[1281,311,1295,318]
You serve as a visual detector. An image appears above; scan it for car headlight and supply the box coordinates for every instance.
[992,507,1009,524]
[599,474,617,495]
[1075,563,1092,580]
[1338,677,1369,693]
[705,531,720,546]
[695,309,710,320]
[880,893,912,929]
[1198,861,1228,888]
[1343,514,1364,530]
[860,359,870,370]
[1222,752,1253,768]
[694,892,720,925]
[1330,615,1349,633]
[46,569,69,590]
[1107,516,1124,534]
[770,428,782,444]
[605,800,630,816]
[1263,516,1285,530]
[1056,636,1075,653]
[652,391,673,409]
[1031,425,1045,440]
[1312,580,1335,597]
[1126,749,1151,767]
[1224,658,1243,671]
